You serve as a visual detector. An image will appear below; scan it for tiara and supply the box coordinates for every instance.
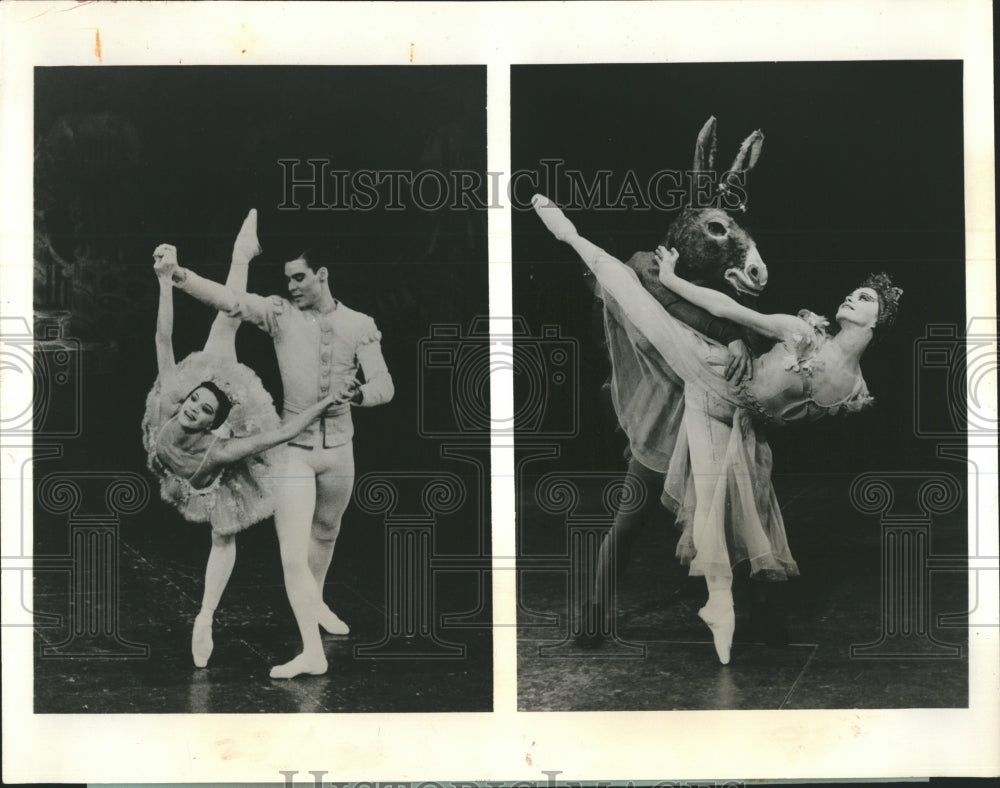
[860,272,903,330]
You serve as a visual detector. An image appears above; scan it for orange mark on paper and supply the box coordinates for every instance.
[525,753,533,767]
[409,42,415,63]
[94,29,102,62]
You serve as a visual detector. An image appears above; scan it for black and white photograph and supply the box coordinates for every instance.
[1,2,996,785]
[27,65,492,712]
[513,61,972,710]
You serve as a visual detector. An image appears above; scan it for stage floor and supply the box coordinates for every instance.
[32,518,493,714]
[516,474,969,711]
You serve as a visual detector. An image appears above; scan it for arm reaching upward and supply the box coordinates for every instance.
[153,251,177,375]
[152,242,282,336]
[626,251,747,348]
[654,246,801,342]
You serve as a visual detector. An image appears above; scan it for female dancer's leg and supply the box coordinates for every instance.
[192,531,236,667]
[201,210,260,359]
[683,388,736,664]
[535,195,739,663]
[191,209,261,667]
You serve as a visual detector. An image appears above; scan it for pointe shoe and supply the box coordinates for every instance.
[698,603,736,665]
[269,653,328,680]
[317,605,350,636]
[531,194,577,242]
[192,614,214,669]
[232,209,262,263]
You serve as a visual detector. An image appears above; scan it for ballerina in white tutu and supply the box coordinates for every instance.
[142,210,356,668]
[533,194,901,664]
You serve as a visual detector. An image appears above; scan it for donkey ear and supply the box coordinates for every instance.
[728,129,764,174]
[692,116,718,172]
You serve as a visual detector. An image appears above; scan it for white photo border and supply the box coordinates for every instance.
[1,0,996,782]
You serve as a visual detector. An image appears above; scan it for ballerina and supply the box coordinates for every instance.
[143,210,356,668]
[532,194,901,664]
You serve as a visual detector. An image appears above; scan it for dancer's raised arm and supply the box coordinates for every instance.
[654,245,803,342]
[153,251,177,375]
[151,241,280,335]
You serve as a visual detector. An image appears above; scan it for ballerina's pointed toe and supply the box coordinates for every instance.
[233,209,263,261]
[192,614,214,669]
[531,194,577,242]
[698,604,736,665]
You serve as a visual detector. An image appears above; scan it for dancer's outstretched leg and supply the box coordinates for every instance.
[203,209,261,359]
[532,194,618,268]
[192,531,236,668]
[308,445,355,635]
[270,452,328,679]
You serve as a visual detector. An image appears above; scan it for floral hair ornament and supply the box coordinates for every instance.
[860,272,903,331]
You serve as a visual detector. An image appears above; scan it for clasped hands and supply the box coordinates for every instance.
[153,244,180,280]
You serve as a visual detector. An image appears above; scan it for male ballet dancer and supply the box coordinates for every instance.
[156,210,393,678]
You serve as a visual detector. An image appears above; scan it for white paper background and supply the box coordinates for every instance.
[1,1,996,782]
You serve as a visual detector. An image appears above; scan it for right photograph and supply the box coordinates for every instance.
[512,62,971,711]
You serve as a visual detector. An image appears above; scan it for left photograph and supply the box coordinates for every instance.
[30,66,492,712]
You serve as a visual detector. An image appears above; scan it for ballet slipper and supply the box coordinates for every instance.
[317,604,350,636]
[698,603,736,665]
[531,194,577,242]
[269,652,328,679]
[232,209,262,265]
[192,613,214,669]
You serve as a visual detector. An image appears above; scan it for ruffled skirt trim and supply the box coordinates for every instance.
[142,351,282,535]
[600,273,799,581]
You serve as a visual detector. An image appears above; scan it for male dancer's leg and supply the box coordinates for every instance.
[270,449,328,679]
[578,457,665,645]
[306,442,355,635]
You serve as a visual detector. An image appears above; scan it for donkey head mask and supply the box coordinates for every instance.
[664,116,767,298]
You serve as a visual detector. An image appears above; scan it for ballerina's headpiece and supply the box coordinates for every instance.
[860,271,903,331]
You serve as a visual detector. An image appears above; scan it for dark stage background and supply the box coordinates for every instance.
[32,66,492,712]
[512,62,969,709]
